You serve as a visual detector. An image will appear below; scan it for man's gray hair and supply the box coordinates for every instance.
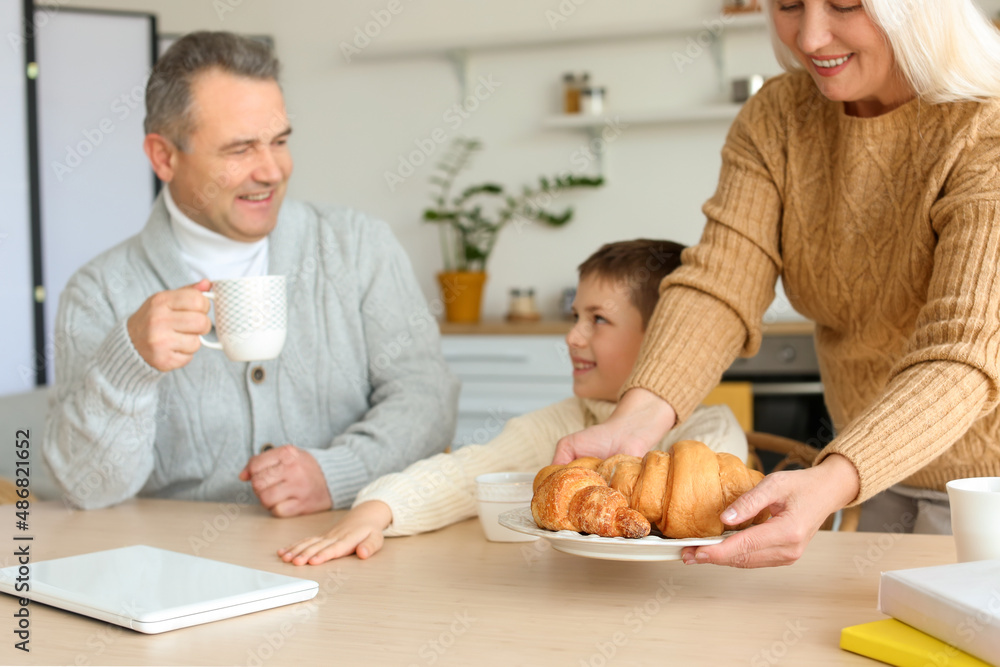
[144,31,280,149]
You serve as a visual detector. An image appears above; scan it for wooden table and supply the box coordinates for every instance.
[0,499,955,666]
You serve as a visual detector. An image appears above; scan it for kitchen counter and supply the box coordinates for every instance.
[0,498,953,665]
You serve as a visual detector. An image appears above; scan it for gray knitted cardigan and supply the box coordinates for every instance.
[43,194,459,510]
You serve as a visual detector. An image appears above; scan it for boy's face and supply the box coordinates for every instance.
[566,275,645,402]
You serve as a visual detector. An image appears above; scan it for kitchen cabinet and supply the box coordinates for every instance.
[441,330,573,448]
[440,319,817,449]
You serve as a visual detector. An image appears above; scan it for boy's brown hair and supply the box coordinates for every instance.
[577,239,686,327]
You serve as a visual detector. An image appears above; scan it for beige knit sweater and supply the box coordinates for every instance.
[354,400,746,536]
[626,71,1000,504]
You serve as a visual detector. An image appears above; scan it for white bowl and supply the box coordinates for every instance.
[475,472,538,543]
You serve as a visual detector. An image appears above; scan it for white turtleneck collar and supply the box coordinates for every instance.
[164,184,269,282]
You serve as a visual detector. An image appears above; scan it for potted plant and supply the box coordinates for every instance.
[423,137,603,323]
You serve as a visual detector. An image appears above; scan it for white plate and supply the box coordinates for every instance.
[498,507,730,562]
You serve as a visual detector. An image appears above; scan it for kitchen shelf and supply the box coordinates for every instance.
[349,11,769,177]
[353,12,767,61]
[543,103,744,175]
[543,104,743,129]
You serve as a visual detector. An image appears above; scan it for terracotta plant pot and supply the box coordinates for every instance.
[437,271,487,323]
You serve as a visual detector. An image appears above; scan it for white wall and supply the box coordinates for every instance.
[0,0,35,395]
[50,0,1000,323]
[34,9,156,384]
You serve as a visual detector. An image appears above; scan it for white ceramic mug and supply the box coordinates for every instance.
[475,472,538,543]
[199,275,287,362]
[946,477,1000,562]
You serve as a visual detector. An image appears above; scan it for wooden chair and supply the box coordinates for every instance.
[703,382,860,531]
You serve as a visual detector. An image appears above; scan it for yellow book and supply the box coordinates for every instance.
[840,619,993,667]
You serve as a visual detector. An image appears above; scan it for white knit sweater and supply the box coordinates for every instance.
[355,399,747,536]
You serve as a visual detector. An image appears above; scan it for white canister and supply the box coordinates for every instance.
[580,86,606,116]
[475,472,539,542]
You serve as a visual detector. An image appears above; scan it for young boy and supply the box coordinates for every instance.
[279,239,748,564]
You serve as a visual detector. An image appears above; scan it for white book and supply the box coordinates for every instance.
[0,545,318,633]
[878,560,1000,666]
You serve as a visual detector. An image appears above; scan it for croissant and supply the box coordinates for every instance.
[534,440,769,539]
[531,467,651,538]
[532,456,602,493]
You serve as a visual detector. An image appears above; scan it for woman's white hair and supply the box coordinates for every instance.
[764,0,1000,102]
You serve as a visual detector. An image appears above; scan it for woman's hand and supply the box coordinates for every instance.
[278,500,393,565]
[681,454,861,568]
[553,388,677,464]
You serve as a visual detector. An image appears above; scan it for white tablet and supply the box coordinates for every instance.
[0,545,318,634]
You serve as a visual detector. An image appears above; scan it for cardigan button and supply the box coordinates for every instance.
[251,367,265,384]
[261,443,274,452]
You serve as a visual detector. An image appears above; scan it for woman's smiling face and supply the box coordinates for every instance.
[771,0,915,116]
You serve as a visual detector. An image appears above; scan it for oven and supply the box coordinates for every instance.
[722,333,832,471]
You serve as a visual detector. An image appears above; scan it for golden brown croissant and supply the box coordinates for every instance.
[535,440,769,539]
[531,467,651,538]
[533,456,602,493]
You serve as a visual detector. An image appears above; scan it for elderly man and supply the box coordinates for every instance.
[43,31,459,516]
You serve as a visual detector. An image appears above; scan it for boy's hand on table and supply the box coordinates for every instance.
[553,388,677,464]
[680,454,861,568]
[278,501,393,565]
[239,444,332,517]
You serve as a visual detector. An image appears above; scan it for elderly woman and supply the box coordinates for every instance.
[555,0,1000,568]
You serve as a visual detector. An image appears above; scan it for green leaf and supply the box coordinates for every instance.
[537,208,574,226]
[423,210,459,222]
[464,245,488,262]
[459,183,503,199]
